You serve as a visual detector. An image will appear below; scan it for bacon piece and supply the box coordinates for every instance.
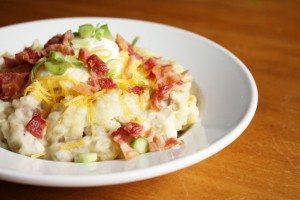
[25,113,47,139]
[161,65,182,85]
[151,65,182,85]
[149,135,184,152]
[45,44,75,56]
[78,48,91,63]
[88,77,117,91]
[123,55,134,79]
[143,57,157,71]
[62,30,74,45]
[3,57,19,68]
[44,30,73,48]
[128,86,145,95]
[0,72,29,99]
[87,54,108,77]
[123,122,143,138]
[72,82,94,95]
[111,123,143,160]
[44,30,75,56]
[151,92,162,111]
[44,35,63,48]
[111,127,132,144]
[149,142,160,152]
[116,34,143,59]
[157,83,173,100]
[165,137,184,148]
[15,48,43,64]
[120,142,139,160]
[150,83,173,111]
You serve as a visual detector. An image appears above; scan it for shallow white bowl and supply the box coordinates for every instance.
[0,17,258,187]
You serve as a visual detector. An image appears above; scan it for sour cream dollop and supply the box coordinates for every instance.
[71,38,119,62]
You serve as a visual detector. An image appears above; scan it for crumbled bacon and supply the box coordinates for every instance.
[15,48,43,64]
[45,44,75,56]
[143,57,157,71]
[44,35,62,48]
[72,82,94,95]
[123,55,134,79]
[25,113,47,139]
[111,122,144,160]
[88,77,117,91]
[111,127,132,144]
[43,30,74,56]
[0,72,29,99]
[151,64,182,85]
[151,92,162,111]
[116,34,143,59]
[62,30,74,45]
[157,83,173,100]
[78,48,91,63]
[151,83,173,111]
[44,30,73,48]
[149,135,184,152]
[128,86,145,95]
[123,122,144,138]
[87,54,108,77]
[165,137,184,148]
[3,57,19,68]
[119,142,139,160]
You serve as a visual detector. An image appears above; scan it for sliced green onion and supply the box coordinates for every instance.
[131,36,140,47]
[44,59,68,75]
[95,24,114,41]
[79,24,94,38]
[73,32,79,37]
[65,56,84,68]
[131,137,149,154]
[74,153,98,163]
[106,67,116,78]
[49,51,64,60]
[30,57,46,81]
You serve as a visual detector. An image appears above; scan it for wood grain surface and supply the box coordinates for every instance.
[0,0,299,199]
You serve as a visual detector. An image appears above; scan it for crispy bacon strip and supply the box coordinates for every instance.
[25,113,47,139]
[72,82,94,95]
[78,48,91,63]
[151,83,173,111]
[87,54,108,77]
[15,48,44,64]
[149,135,184,152]
[116,34,143,59]
[128,86,145,95]
[123,122,144,138]
[111,122,144,160]
[88,77,117,91]
[143,57,157,71]
[45,44,75,56]
[0,72,29,99]
[44,30,75,55]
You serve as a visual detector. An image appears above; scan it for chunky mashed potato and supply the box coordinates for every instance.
[0,24,199,162]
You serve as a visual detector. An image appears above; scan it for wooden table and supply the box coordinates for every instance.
[0,0,299,199]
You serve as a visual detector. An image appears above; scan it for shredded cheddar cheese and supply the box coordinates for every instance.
[60,139,85,150]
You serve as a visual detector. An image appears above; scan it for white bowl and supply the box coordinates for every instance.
[0,17,258,187]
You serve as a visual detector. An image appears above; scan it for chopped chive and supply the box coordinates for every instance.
[31,57,46,81]
[131,36,140,47]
